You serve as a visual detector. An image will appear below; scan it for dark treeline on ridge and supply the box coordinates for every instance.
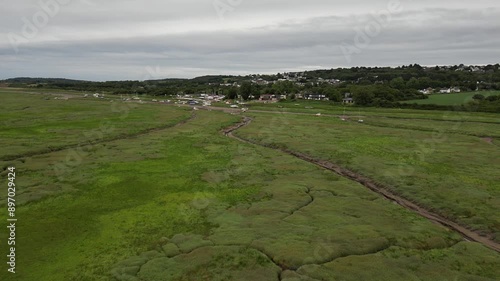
[3,64,500,112]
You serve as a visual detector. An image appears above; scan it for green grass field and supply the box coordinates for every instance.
[0,90,499,281]
[237,112,500,242]
[0,91,192,161]
[405,91,500,105]
[218,99,500,123]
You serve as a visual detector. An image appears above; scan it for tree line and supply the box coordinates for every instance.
[3,64,500,112]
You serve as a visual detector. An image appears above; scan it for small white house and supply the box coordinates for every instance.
[440,87,461,94]
[419,88,434,95]
[343,93,354,104]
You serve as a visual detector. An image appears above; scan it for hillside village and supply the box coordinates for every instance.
[3,64,500,108]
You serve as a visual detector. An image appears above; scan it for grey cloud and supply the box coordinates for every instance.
[1,1,499,80]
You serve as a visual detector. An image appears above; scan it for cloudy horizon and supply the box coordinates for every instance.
[1,0,500,81]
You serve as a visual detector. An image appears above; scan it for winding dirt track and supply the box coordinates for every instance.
[222,117,500,253]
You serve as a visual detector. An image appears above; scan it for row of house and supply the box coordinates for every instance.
[250,78,342,87]
[83,93,104,98]
[258,93,327,102]
[257,93,355,104]
[259,94,287,102]
[439,87,462,94]
[317,78,342,85]
[419,87,461,95]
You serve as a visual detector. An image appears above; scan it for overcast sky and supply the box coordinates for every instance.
[1,0,499,81]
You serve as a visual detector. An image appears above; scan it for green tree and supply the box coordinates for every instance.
[226,87,238,100]
[325,87,342,102]
[416,77,433,89]
[390,77,405,90]
[406,77,419,89]
[351,86,375,106]
[240,82,253,100]
[473,94,485,100]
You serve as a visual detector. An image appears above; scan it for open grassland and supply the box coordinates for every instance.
[405,91,500,105]
[222,100,500,123]
[361,116,500,138]
[236,112,500,243]
[0,90,192,161]
[0,90,499,281]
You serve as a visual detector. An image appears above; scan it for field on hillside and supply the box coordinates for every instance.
[405,91,500,105]
[1,90,499,281]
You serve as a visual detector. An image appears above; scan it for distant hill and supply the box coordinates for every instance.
[3,64,499,102]
[3,77,87,84]
[190,75,240,84]
[143,75,242,84]
[2,76,243,84]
